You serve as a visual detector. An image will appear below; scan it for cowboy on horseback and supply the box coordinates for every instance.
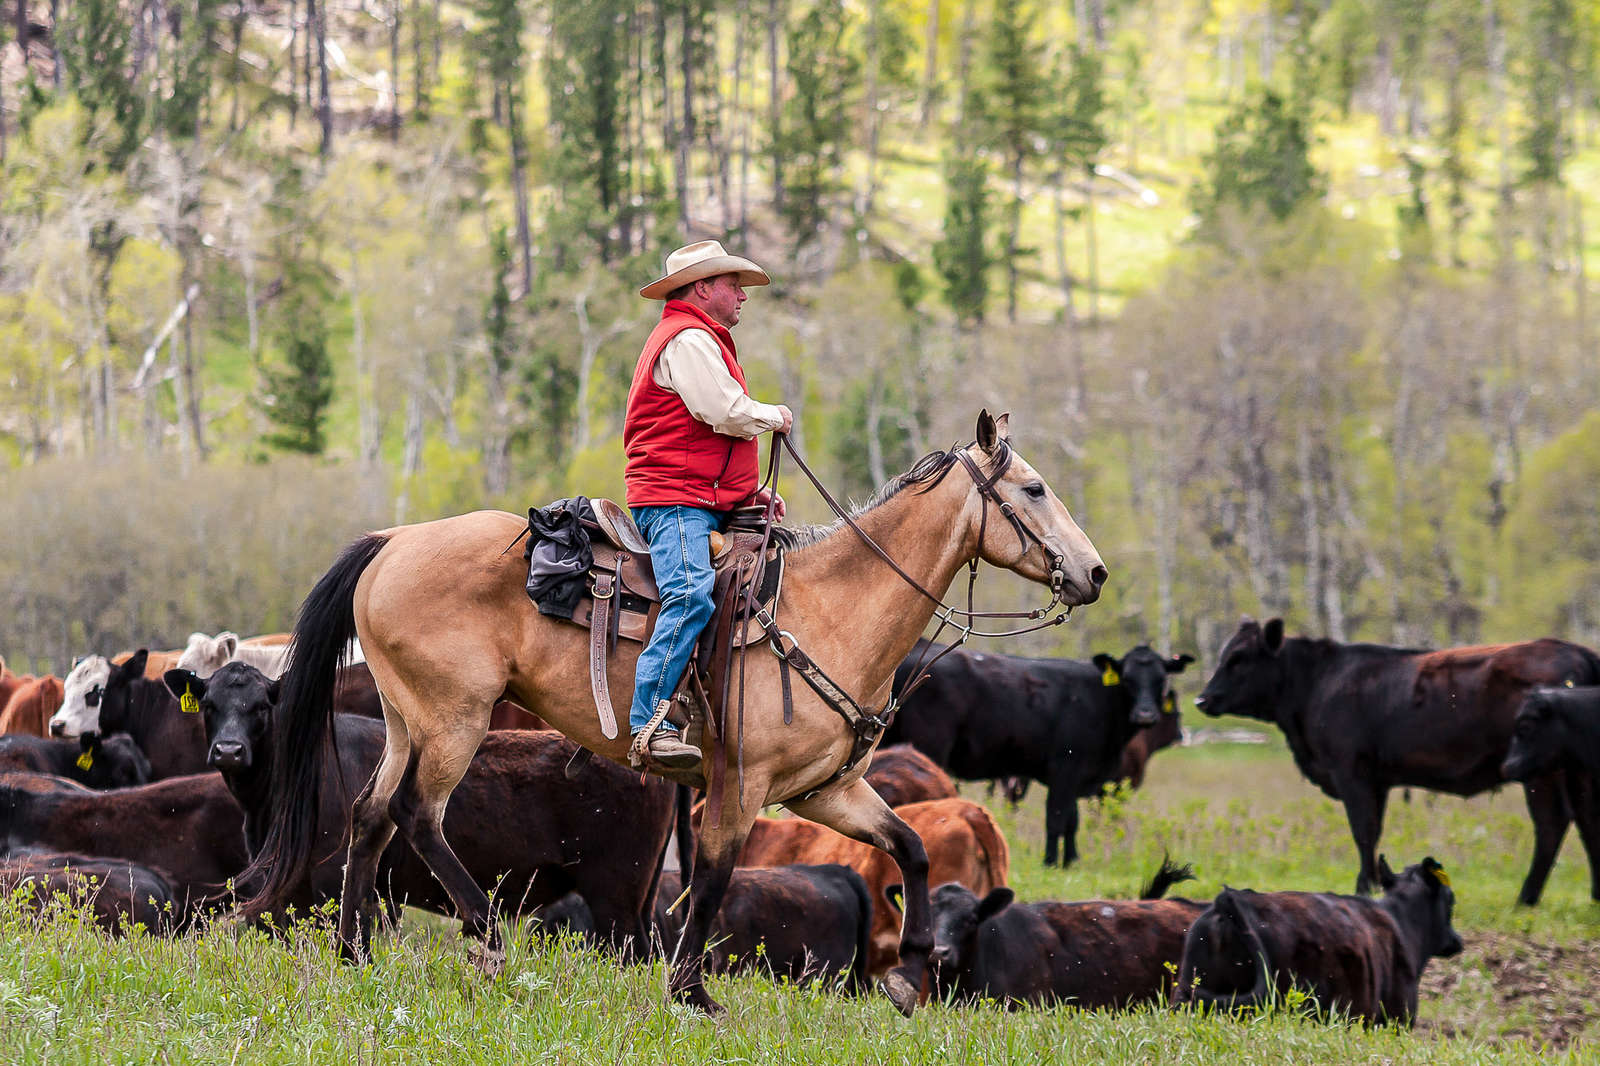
[624,240,794,771]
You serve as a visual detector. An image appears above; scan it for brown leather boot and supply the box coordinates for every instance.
[634,729,701,770]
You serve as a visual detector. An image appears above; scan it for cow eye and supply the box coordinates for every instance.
[84,686,102,707]
[1023,483,1045,500]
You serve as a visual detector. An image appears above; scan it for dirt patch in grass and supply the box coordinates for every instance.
[1421,931,1600,1049]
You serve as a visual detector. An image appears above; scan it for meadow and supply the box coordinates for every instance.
[2,729,1594,1064]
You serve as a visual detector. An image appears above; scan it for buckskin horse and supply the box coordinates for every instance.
[244,411,1106,1016]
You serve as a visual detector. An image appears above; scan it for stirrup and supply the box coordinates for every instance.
[628,699,676,770]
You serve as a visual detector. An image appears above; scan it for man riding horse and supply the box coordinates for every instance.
[624,240,794,771]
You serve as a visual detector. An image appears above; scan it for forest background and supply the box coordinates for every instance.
[1,0,1598,676]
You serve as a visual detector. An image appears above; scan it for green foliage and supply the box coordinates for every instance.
[1051,45,1108,178]
[260,263,335,455]
[1194,89,1322,229]
[1501,411,1600,637]
[932,150,992,325]
[160,0,224,137]
[778,0,860,245]
[55,0,146,168]
[545,0,628,258]
[1520,0,1577,185]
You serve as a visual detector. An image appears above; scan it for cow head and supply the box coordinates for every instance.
[1193,618,1286,721]
[1091,646,1194,727]
[890,881,1015,989]
[174,631,240,680]
[1378,854,1464,961]
[78,733,153,789]
[49,653,125,738]
[1501,688,1571,782]
[163,662,279,773]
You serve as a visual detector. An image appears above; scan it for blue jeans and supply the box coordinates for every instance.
[629,504,724,735]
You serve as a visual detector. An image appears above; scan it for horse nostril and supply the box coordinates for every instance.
[1089,565,1108,588]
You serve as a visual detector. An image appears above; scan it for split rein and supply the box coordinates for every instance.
[759,433,1075,714]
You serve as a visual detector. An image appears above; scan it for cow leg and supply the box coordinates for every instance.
[1519,773,1572,906]
[1043,779,1077,867]
[1563,772,1600,901]
[667,803,755,1016]
[339,693,411,962]
[389,718,502,974]
[1339,781,1387,895]
[788,778,931,1017]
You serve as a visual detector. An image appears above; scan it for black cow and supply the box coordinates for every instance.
[1504,685,1600,782]
[1195,618,1600,903]
[1,850,178,934]
[654,864,873,992]
[0,733,151,789]
[892,857,1202,1008]
[886,639,1194,865]
[1174,856,1463,1026]
[164,662,685,950]
[92,651,209,779]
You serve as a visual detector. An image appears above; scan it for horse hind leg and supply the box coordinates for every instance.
[388,719,500,975]
[339,693,411,962]
[788,778,931,1017]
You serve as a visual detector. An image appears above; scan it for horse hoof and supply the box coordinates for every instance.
[672,984,725,1017]
[467,941,506,979]
[881,969,920,1017]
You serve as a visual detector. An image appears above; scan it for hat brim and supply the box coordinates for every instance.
[640,256,771,300]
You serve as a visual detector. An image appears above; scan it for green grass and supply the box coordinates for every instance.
[2,739,1595,1062]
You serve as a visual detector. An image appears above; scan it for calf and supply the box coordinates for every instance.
[736,796,1009,976]
[1195,618,1600,903]
[164,662,681,949]
[655,864,873,992]
[1118,697,1183,788]
[0,676,64,737]
[174,631,294,680]
[0,771,247,918]
[886,639,1194,865]
[1,851,178,934]
[0,733,151,789]
[1503,684,1600,782]
[863,745,958,807]
[900,858,1203,1008]
[1174,856,1463,1026]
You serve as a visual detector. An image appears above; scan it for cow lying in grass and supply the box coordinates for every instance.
[887,857,1201,1008]
[654,864,874,993]
[0,733,151,789]
[1,850,178,934]
[1173,856,1463,1026]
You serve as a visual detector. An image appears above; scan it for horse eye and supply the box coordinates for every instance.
[1023,483,1045,499]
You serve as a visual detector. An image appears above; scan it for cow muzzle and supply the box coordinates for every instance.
[209,741,250,770]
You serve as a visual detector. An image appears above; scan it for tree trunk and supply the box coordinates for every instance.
[1084,174,1099,324]
[389,0,401,138]
[858,0,882,223]
[411,0,425,115]
[677,1,696,233]
[288,0,299,128]
[312,0,332,156]
[734,2,750,240]
[179,243,206,460]
[507,90,534,297]
[767,0,783,214]
[918,0,939,128]
[1006,152,1023,322]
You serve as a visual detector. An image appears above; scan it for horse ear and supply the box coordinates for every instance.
[1165,653,1196,674]
[992,412,1012,441]
[1262,619,1285,654]
[884,884,904,915]
[975,409,997,452]
[163,669,205,704]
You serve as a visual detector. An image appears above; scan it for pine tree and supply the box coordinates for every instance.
[933,149,992,325]
[478,0,533,292]
[975,0,1048,321]
[261,264,334,455]
[778,0,859,246]
[546,0,628,261]
[1195,89,1322,228]
[56,0,145,168]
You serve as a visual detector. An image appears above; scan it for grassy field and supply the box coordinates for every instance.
[2,735,1595,1063]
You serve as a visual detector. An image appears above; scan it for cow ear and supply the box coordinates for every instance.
[975,887,1015,921]
[884,884,904,915]
[163,669,205,705]
[1420,857,1450,892]
[217,632,239,659]
[1165,654,1196,674]
[975,409,997,452]
[1377,854,1398,891]
[119,649,149,680]
[1092,654,1122,687]
[1262,619,1285,654]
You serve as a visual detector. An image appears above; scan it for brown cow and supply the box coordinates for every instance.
[863,745,958,807]
[0,661,29,718]
[1118,699,1183,788]
[0,676,65,737]
[736,797,1009,976]
[1174,856,1463,1026]
[1197,620,1600,903]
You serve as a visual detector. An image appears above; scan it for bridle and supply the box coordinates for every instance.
[762,432,1076,712]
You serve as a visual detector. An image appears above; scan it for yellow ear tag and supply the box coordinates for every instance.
[180,685,201,715]
[75,750,94,771]
[1566,679,1575,688]
[1432,867,1451,888]
[1101,666,1120,687]
[1163,693,1177,714]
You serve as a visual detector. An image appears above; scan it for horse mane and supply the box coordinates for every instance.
[772,444,970,551]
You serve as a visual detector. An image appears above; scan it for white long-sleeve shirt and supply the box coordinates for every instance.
[653,328,786,439]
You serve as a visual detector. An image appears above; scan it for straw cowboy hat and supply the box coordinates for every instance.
[639,240,771,300]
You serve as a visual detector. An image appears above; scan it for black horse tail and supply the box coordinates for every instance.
[240,532,389,920]
[674,784,695,880]
[1139,852,1196,900]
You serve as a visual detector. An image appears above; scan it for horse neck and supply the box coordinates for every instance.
[784,474,976,697]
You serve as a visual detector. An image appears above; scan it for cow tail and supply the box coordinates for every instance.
[1139,853,1196,900]
[239,532,389,921]
[1186,888,1271,1012]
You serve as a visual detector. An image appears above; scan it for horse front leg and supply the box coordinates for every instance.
[669,800,757,1015]
[789,778,931,1018]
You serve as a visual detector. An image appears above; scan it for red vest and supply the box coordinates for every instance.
[624,300,759,510]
